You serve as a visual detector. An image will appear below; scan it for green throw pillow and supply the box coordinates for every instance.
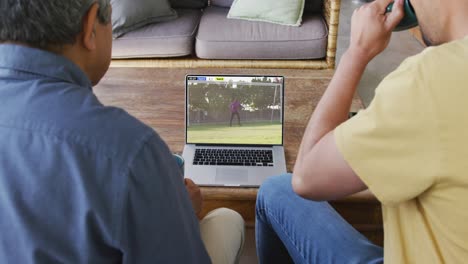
[111,0,178,38]
[227,0,305,26]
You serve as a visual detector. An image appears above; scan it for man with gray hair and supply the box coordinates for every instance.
[0,1,244,263]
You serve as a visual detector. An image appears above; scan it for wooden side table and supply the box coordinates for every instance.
[94,67,383,245]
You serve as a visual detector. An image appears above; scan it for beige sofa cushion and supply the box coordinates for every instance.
[195,7,328,60]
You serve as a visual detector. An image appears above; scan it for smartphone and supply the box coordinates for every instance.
[386,0,418,31]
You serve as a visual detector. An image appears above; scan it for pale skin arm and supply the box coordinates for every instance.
[292,0,405,201]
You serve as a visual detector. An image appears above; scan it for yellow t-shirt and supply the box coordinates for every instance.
[335,36,468,263]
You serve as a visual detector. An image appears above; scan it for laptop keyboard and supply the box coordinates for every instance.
[193,149,274,167]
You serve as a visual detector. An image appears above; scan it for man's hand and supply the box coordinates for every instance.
[184,178,203,218]
[349,0,404,62]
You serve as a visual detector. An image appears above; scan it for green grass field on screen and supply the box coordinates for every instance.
[187,122,282,144]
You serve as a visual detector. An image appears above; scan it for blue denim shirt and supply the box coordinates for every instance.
[0,44,210,263]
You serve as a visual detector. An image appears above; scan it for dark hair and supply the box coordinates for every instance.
[0,0,111,49]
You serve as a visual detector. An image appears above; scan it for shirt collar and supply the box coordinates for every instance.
[0,44,92,88]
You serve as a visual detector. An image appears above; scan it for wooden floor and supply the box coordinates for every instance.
[93,67,383,251]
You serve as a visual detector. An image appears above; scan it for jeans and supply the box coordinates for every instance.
[256,174,383,264]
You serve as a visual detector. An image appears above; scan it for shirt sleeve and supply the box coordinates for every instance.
[334,56,441,205]
[117,133,210,263]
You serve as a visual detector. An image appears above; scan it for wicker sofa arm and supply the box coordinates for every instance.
[324,0,341,69]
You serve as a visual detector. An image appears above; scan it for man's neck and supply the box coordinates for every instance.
[446,3,468,42]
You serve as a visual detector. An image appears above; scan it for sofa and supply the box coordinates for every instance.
[111,0,341,69]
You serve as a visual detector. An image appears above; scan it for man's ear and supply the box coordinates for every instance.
[81,3,100,51]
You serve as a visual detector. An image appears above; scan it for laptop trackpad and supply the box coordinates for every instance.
[215,168,249,185]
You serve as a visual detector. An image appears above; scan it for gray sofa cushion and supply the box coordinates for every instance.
[212,0,323,12]
[112,9,202,58]
[195,7,327,60]
[169,0,208,9]
[111,0,177,38]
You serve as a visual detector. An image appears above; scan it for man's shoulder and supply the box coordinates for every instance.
[0,76,160,165]
[379,38,468,96]
[69,105,158,159]
[401,38,468,75]
[4,101,158,162]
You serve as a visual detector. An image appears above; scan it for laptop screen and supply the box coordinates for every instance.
[186,75,284,146]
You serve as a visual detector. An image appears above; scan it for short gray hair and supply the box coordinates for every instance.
[0,0,111,49]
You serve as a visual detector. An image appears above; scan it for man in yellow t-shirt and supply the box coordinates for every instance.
[256,0,468,263]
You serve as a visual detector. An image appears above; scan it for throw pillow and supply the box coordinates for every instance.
[169,0,208,9]
[227,0,305,26]
[111,0,177,38]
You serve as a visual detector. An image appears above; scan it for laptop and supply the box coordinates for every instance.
[182,75,287,187]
